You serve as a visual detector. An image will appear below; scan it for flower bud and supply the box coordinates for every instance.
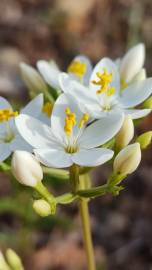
[115,115,134,149]
[120,43,145,83]
[20,63,47,94]
[0,251,10,270]
[136,131,152,150]
[113,143,141,175]
[6,249,24,270]
[11,151,43,187]
[142,96,152,109]
[33,199,52,217]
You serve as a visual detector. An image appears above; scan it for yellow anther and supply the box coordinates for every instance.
[0,109,18,122]
[92,68,115,96]
[78,114,89,129]
[42,102,52,117]
[67,60,86,79]
[64,107,76,136]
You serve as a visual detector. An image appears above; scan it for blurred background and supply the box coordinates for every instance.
[0,0,152,269]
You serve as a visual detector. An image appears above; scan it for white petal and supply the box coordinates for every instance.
[68,55,92,86]
[0,97,12,110]
[21,94,43,117]
[37,60,61,89]
[51,93,83,142]
[89,57,120,95]
[34,148,73,168]
[0,143,11,162]
[15,114,58,149]
[79,112,124,148]
[120,43,145,83]
[124,109,151,119]
[119,78,152,108]
[130,68,146,83]
[10,134,32,152]
[59,73,100,115]
[72,148,113,167]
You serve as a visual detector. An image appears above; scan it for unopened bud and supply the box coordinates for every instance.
[0,251,10,270]
[11,151,43,187]
[33,199,52,217]
[115,116,134,149]
[143,96,152,109]
[20,63,47,94]
[113,143,141,175]
[120,43,145,84]
[136,131,152,149]
[6,249,24,270]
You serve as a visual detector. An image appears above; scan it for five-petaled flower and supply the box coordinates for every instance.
[60,57,152,120]
[15,94,124,168]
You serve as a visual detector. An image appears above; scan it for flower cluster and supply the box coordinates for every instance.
[0,43,152,213]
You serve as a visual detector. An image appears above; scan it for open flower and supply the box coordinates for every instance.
[0,94,43,162]
[37,55,92,90]
[60,57,152,120]
[15,94,124,168]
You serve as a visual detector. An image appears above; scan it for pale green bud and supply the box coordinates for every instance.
[113,143,141,175]
[6,249,24,270]
[120,43,145,84]
[11,151,43,187]
[33,199,51,217]
[136,131,152,149]
[115,115,134,149]
[142,96,152,109]
[20,63,47,94]
[0,252,10,270]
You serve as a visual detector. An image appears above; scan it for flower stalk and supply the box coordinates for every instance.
[70,165,96,270]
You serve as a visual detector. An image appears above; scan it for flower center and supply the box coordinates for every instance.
[0,109,18,122]
[92,68,115,96]
[64,107,89,153]
[67,60,87,79]
[42,102,52,117]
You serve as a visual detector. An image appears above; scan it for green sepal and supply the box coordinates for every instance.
[108,172,126,186]
[56,193,78,205]
[0,162,11,172]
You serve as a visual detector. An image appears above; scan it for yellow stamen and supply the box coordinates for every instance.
[64,107,76,136]
[78,114,89,129]
[42,102,53,117]
[0,109,18,122]
[67,60,86,79]
[92,68,115,96]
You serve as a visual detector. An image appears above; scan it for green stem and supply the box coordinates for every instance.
[69,166,96,270]
[79,198,96,270]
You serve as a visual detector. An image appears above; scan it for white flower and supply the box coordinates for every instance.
[15,94,124,168]
[11,151,43,187]
[60,57,152,120]
[0,94,43,162]
[37,55,92,90]
[119,43,145,85]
